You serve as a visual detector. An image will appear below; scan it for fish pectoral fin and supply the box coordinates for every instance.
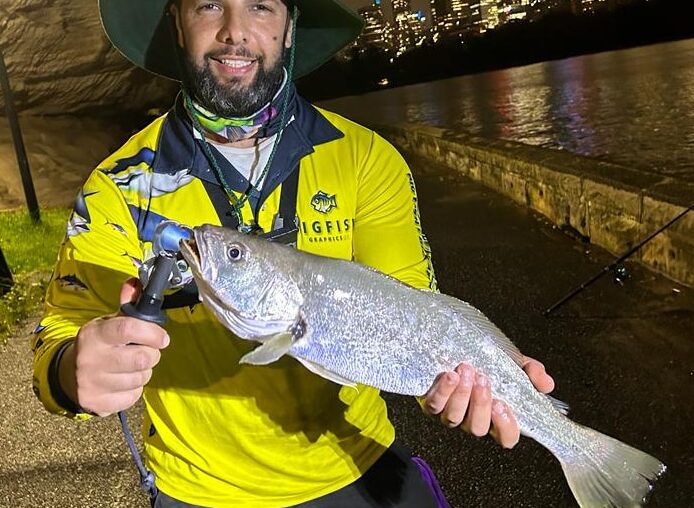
[546,394,570,415]
[295,357,358,389]
[239,333,293,365]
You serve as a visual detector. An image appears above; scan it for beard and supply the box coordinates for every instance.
[183,49,285,118]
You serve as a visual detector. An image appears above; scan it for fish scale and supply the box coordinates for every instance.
[181,224,666,508]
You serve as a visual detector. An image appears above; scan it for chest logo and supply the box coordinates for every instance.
[311,191,337,214]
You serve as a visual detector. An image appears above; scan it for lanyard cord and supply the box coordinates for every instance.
[186,6,299,231]
[118,411,157,498]
[116,9,302,501]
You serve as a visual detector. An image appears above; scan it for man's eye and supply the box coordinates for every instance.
[251,3,272,12]
[198,3,221,11]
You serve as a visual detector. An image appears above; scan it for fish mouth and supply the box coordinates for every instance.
[179,237,200,272]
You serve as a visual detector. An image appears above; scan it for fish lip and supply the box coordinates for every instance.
[179,236,200,272]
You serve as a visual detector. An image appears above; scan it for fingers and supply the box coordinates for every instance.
[461,374,492,437]
[97,316,169,349]
[490,401,520,449]
[422,363,522,449]
[119,277,142,305]
[83,387,145,418]
[439,365,475,427]
[70,306,170,416]
[522,356,555,394]
[424,372,459,416]
[87,369,154,393]
[108,344,162,373]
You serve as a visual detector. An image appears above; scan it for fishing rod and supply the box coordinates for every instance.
[543,203,694,317]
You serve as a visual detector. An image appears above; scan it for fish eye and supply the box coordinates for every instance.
[227,244,243,261]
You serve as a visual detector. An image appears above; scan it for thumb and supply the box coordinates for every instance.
[119,277,143,305]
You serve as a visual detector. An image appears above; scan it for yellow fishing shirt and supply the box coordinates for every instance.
[32,95,437,507]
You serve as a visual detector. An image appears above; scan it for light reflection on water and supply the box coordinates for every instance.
[319,39,694,182]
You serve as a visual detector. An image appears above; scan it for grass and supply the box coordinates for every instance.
[0,208,70,342]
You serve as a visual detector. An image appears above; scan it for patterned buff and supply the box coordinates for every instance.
[186,71,296,143]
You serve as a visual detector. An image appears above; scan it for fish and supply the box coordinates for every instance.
[179,224,666,508]
[311,191,337,214]
[56,274,88,291]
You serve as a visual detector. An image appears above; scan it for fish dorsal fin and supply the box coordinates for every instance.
[295,357,358,389]
[239,332,293,365]
[431,292,525,368]
[547,395,570,415]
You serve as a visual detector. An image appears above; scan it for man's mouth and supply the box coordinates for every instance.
[216,58,254,69]
[210,56,257,75]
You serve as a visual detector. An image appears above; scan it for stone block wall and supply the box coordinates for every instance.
[377,123,694,287]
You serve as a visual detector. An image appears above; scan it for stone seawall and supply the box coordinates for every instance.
[377,123,694,287]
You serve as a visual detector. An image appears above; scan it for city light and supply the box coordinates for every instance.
[352,0,613,58]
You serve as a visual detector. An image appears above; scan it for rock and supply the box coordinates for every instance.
[0,0,177,114]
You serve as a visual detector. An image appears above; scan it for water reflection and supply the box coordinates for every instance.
[319,39,694,182]
[544,57,599,157]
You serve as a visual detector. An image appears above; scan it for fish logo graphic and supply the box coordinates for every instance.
[56,274,88,291]
[67,190,98,238]
[107,221,129,237]
[122,252,143,270]
[311,191,337,214]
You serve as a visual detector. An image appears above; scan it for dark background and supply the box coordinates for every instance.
[298,0,694,101]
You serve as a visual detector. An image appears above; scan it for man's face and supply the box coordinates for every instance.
[173,0,293,117]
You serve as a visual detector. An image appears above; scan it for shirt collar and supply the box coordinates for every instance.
[152,93,344,180]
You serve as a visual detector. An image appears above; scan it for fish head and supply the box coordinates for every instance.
[180,224,302,339]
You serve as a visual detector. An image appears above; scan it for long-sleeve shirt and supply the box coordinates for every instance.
[32,95,437,507]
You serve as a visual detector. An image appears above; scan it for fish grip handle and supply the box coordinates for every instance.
[120,220,193,324]
[120,253,176,326]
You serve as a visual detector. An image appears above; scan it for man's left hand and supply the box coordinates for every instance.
[422,356,555,449]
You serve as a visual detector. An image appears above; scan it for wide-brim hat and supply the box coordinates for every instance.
[98,0,364,80]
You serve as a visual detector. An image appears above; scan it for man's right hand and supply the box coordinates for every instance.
[58,278,170,417]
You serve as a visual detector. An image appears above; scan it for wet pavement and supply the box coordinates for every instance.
[1,152,692,507]
[387,154,694,508]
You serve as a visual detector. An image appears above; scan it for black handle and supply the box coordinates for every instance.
[120,255,176,326]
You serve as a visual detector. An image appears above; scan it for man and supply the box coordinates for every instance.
[32,0,554,506]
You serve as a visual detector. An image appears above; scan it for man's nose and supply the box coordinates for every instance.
[219,11,247,45]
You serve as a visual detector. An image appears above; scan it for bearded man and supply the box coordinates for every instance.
[32,1,554,506]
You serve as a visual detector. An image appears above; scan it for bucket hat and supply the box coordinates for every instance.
[98,0,364,80]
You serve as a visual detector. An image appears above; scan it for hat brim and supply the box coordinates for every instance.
[99,0,363,81]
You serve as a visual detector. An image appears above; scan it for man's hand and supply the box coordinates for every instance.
[422,356,554,449]
[58,278,170,417]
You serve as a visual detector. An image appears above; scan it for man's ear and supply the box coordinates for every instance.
[284,15,294,49]
[171,3,185,48]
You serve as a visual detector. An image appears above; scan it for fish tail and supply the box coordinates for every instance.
[554,423,665,507]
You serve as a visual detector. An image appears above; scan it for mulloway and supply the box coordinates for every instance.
[180,224,665,508]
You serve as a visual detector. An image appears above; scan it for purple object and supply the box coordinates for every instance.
[412,456,452,508]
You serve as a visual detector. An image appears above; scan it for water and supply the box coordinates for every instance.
[319,39,694,183]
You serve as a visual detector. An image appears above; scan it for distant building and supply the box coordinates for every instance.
[579,0,611,12]
[526,0,576,19]
[479,0,500,31]
[406,10,428,47]
[355,0,393,53]
[497,0,530,24]
[429,0,450,36]
[393,0,416,55]
[432,1,481,38]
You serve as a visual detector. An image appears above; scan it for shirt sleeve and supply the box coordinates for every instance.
[32,169,143,418]
[352,131,437,292]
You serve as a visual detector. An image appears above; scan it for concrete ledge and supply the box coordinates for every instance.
[376,123,694,287]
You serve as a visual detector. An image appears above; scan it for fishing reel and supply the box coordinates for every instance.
[120,221,193,325]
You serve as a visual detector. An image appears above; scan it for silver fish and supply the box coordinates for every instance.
[180,224,666,508]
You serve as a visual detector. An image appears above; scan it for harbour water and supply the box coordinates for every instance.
[320,39,694,183]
